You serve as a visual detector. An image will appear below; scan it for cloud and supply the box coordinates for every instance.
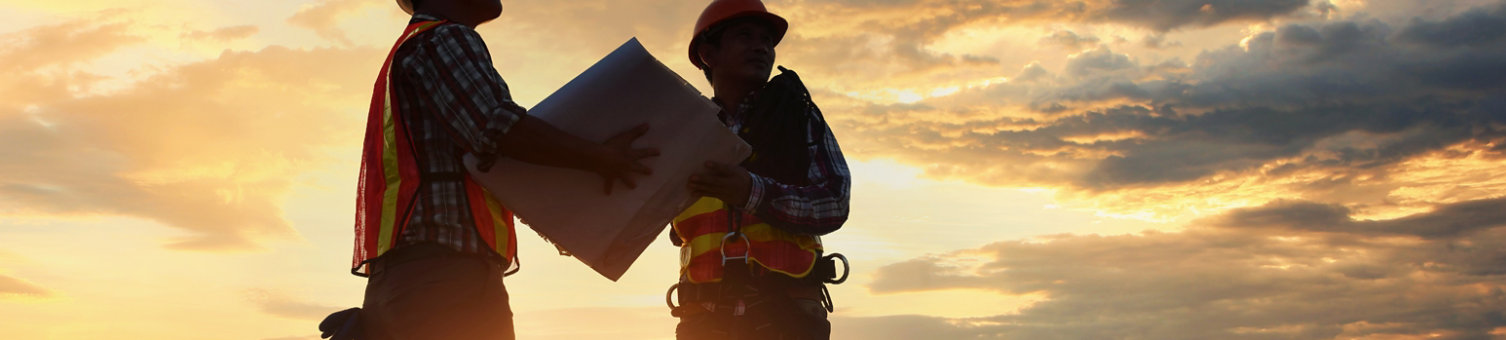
[246,289,341,320]
[1092,0,1313,31]
[1040,30,1100,50]
[864,196,1506,339]
[1393,2,1506,48]
[0,17,383,250]
[181,25,259,43]
[0,274,53,298]
[830,3,1506,204]
[799,0,1311,32]
[1142,34,1182,49]
[287,0,380,45]
[1218,197,1506,239]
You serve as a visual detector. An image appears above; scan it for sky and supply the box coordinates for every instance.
[1,0,1505,339]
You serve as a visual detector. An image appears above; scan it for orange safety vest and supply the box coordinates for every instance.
[351,20,517,276]
[672,197,823,283]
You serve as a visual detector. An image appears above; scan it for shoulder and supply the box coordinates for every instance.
[416,22,484,45]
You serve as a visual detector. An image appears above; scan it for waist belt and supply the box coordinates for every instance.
[368,243,502,276]
[668,253,849,317]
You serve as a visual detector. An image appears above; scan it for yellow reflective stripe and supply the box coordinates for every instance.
[674,197,725,224]
[682,222,820,259]
[375,21,444,255]
[376,69,401,254]
[680,227,822,281]
[682,231,728,263]
[484,191,511,257]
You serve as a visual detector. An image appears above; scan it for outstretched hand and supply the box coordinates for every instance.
[689,161,751,208]
[597,124,659,195]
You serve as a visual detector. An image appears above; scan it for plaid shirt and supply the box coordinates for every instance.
[721,93,851,235]
[388,15,523,258]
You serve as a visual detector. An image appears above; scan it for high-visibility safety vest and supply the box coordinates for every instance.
[672,197,823,283]
[351,20,517,276]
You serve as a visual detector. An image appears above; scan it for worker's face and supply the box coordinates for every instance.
[703,20,777,86]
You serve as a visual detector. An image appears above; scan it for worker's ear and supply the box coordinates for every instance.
[697,43,718,69]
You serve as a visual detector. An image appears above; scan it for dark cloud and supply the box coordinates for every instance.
[0,274,52,298]
[864,196,1506,339]
[1094,0,1313,31]
[1219,198,1506,239]
[800,0,1312,32]
[774,0,1311,88]
[836,4,1506,191]
[1394,2,1506,48]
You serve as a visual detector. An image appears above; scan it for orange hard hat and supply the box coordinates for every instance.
[688,0,788,70]
[397,0,415,14]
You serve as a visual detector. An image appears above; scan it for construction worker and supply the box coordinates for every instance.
[324,0,659,339]
[668,0,852,339]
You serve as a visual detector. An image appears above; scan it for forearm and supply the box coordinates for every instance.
[749,173,849,235]
[494,115,605,171]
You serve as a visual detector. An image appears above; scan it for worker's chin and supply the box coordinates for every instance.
[741,66,773,82]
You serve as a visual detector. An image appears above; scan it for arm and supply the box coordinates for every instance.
[691,108,850,235]
[745,115,850,235]
[403,24,654,192]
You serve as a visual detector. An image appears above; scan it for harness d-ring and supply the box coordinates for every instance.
[720,232,752,265]
[824,253,850,284]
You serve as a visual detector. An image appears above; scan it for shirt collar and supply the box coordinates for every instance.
[714,90,760,125]
[409,13,443,24]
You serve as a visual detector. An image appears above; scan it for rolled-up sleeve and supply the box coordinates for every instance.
[398,24,524,170]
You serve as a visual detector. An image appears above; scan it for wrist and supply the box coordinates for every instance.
[742,172,765,212]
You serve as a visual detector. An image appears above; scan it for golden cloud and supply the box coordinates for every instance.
[1,16,384,250]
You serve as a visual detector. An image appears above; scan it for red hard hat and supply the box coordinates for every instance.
[688,0,788,70]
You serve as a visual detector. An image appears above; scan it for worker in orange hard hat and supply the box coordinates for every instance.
[666,0,853,339]
[317,0,659,339]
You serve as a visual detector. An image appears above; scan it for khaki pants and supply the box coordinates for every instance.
[360,244,514,340]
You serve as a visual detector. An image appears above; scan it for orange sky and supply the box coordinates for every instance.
[3,0,1506,339]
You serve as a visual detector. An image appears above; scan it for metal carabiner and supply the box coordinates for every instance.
[824,253,850,284]
[720,232,752,265]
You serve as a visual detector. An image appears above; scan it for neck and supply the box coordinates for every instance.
[712,78,763,110]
